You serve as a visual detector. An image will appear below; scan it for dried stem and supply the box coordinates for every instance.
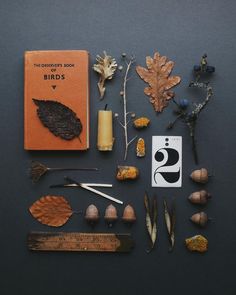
[119,56,136,160]
[167,55,214,164]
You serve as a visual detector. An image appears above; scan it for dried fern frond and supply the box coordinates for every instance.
[30,160,98,183]
[30,161,48,183]
[93,51,117,99]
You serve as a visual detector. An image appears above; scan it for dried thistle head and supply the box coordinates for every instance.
[30,161,48,183]
[93,51,117,99]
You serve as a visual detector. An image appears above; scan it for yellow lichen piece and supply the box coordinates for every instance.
[116,166,139,180]
[136,138,145,157]
[185,235,208,253]
[133,117,150,129]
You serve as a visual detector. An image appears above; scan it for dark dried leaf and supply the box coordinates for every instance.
[33,99,82,140]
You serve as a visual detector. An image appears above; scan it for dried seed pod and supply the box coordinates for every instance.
[185,235,208,253]
[133,117,150,129]
[190,168,208,183]
[136,138,145,157]
[190,211,208,227]
[116,166,139,180]
[122,205,136,224]
[104,204,118,227]
[85,204,99,226]
[188,190,211,205]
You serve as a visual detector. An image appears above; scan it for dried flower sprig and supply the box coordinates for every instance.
[30,160,98,183]
[167,54,215,164]
[116,53,137,160]
[93,51,117,99]
[144,192,157,253]
[163,199,176,252]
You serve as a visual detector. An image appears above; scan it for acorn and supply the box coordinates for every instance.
[122,205,136,224]
[190,168,209,183]
[104,204,118,227]
[190,211,209,227]
[85,204,99,226]
[188,190,211,205]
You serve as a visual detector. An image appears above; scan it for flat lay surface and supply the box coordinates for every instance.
[0,0,235,294]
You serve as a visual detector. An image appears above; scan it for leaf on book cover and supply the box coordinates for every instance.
[29,195,73,227]
[136,52,181,113]
[32,99,82,140]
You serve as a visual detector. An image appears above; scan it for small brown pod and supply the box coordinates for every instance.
[104,204,118,227]
[188,190,211,205]
[116,166,139,181]
[85,204,99,226]
[122,205,136,224]
[190,211,209,227]
[190,168,209,183]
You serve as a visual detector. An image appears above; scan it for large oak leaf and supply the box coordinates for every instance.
[136,52,181,112]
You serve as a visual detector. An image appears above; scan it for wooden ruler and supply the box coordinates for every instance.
[28,232,134,253]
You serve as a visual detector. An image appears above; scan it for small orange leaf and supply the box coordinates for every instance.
[136,52,181,113]
[29,195,73,227]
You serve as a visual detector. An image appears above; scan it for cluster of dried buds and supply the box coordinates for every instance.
[85,204,136,227]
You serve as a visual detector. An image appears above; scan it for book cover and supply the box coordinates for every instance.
[24,50,89,150]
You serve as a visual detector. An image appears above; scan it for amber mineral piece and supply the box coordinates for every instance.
[136,138,145,157]
[116,166,139,180]
[185,235,208,253]
[133,117,150,129]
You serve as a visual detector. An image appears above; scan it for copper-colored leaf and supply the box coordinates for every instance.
[136,52,181,112]
[29,195,73,227]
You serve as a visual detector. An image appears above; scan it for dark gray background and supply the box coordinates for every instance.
[0,0,235,294]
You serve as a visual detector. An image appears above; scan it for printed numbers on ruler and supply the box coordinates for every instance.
[152,136,182,187]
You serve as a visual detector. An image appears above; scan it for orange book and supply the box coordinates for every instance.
[24,50,89,150]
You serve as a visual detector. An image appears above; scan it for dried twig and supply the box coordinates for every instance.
[167,54,215,164]
[117,54,136,160]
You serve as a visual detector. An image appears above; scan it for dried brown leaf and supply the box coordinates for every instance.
[29,195,73,227]
[136,52,181,112]
[93,51,117,99]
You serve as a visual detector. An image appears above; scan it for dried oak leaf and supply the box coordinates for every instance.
[93,51,117,99]
[33,99,82,140]
[136,52,181,112]
[29,195,73,227]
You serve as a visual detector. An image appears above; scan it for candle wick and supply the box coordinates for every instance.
[104,104,108,110]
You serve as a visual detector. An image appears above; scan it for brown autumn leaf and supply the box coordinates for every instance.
[136,52,181,112]
[29,195,73,227]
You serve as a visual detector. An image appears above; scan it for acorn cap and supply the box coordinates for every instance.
[122,205,136,223]
[190,211,208,227]
[85,204,99,223]
[104,204,118,222]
